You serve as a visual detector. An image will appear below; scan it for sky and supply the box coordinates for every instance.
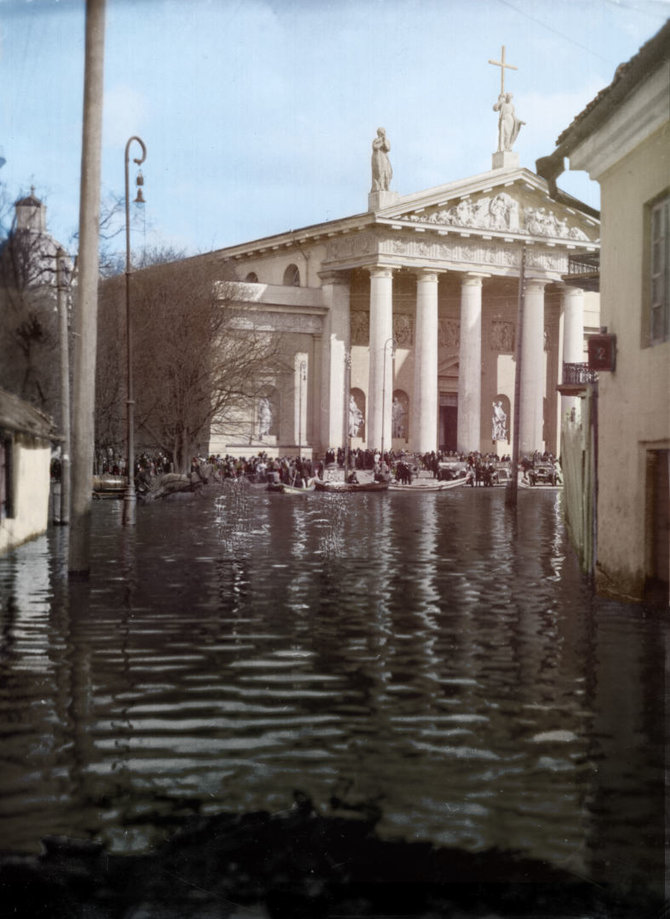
[1,0,669,261]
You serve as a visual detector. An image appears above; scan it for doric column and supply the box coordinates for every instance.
[519,278,548,455]
[367,266,395,451]
[560,285,584,419]
[457,274,485,453]
[319,270,350,450]
[412,269,440,453]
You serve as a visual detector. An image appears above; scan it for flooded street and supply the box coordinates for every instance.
[0,484,666,906]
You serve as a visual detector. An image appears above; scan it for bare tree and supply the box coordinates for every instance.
[97,255,285,472]
[0,210,67,417]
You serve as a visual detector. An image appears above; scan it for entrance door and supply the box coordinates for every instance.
[439,406,457,451]
[646,449,669,606]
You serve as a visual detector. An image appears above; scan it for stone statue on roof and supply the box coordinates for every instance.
[371,128,392,192]
[493,92,525,152]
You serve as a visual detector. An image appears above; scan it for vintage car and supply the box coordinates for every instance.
[437,461,467,482]
[526,463,561,486]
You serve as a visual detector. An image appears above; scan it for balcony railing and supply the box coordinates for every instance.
[563,252,600,291]
[567,252,600,275]
[562,362,598,385]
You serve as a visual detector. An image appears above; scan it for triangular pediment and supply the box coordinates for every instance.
[375,168,599,245]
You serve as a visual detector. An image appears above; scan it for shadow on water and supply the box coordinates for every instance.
[0,484,667,916]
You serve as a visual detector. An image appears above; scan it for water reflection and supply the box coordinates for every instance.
[0,486,665,900]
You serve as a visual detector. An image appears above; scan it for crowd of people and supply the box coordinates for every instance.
[91,445,560,492]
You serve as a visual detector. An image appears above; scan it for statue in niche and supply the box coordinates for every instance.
[371,127,392,192]
[392,396,406,439]
[492,400,508,441]
[350,311,369,346]
[394,314,413,346]
[349,394,364,438]
[258,397,273,439]
[491,320,514,353]
[493,92,524,152]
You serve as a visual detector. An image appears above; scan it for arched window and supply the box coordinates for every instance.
[283,264,300,287]
[245,271,258,283]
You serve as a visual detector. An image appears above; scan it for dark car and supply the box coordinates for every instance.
[527,463,560,486]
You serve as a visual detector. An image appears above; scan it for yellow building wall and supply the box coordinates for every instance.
[595,123,670,600]
[0,437,51,555]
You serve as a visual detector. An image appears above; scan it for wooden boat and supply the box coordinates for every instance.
[92,474,126,499]
[279,481,316,494]
[314,480,389,493]
[389,478,465,492]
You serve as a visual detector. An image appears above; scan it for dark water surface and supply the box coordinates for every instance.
[0,484,666,900]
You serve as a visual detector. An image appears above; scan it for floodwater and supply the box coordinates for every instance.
[0,483,666,900]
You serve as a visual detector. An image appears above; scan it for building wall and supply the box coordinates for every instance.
[0,434,51,555]
[595,122,670,600]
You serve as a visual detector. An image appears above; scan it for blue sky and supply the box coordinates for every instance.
[1,0,669,260]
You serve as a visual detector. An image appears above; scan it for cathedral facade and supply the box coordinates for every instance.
[207,149,600,460]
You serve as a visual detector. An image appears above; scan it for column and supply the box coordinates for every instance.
[412,270,440,453]
[319,271,350,450]
[560,285,585,420]
[367,266,394,451]
[457,275,484,453]
[519,278,548,455]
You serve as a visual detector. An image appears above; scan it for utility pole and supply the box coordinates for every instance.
[56,248,71,525]
[506,246,526,509]
[69,0,106,577]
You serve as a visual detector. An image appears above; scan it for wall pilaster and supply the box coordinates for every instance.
[519,278,548,455]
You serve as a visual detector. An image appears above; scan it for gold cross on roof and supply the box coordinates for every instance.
[488,45,518,95]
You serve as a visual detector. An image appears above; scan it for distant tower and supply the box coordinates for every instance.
[15,186,47,233]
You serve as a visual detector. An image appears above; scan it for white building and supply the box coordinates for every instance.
[204,143,600,461]
[0,388,55,555]
[547,19,669,605]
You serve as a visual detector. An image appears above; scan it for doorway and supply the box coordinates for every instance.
[645,449,669,606]
[439,394,458,451]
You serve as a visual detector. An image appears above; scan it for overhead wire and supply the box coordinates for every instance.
[494,0,621,64]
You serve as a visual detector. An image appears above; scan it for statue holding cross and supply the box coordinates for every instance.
[489,45,525,153]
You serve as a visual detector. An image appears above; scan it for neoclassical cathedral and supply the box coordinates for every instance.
[206,131,599,460]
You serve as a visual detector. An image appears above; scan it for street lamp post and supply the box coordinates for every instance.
[122,135,147,527]
[343,349,352,474]
[297,359,307,458]
[381,337,396,459]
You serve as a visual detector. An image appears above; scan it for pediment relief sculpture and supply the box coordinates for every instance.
[403,192,593,242]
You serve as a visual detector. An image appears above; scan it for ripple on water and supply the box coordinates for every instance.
[0,490,665,899]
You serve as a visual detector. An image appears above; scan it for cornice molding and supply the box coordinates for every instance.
[568,61,670,179]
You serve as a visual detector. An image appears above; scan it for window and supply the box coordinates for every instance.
[649,194,669,344]
[0,434,13,519]
[245,272,258,283]
[283,264,300,287]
